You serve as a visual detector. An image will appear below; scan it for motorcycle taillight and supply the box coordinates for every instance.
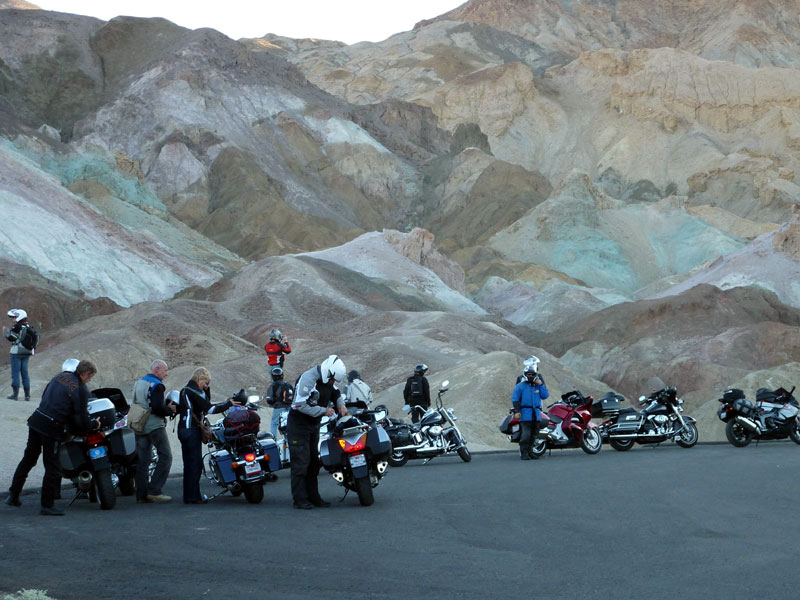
[338,433,367,453]
[244,453,256,462]
[86,432,105,445]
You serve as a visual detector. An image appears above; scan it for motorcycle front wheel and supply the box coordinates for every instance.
[388,449,408,467]
[580,428,603,454]
[94,468,116,510]
[243,483,264,504]
[676,422,699,448]
[354,476,374,506]
[609,438,634,451]
[789,420,800,445]
[457,445,471,462]
[725,420,752,447]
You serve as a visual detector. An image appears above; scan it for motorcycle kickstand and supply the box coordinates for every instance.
[67,488,88,508]
[422,456,435,465]
[204,489,230,502]
[339,489,349,502]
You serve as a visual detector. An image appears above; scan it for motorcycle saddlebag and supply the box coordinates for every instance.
[107,427,136,461]
[58,440,85,476]
[258,439,282,472]
[612,413,642,433]
[367,426,392,458]
[387,424,413,447]
[733,398,754,417]
[211,450,237,484]
[499,414,514,434]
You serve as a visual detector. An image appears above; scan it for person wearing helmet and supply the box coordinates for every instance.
[6,360,99,514]
[403,364,430,423]
[511,361,549,460]
[343,370,374,416]
[265,366,294,439]
[515,355,541,385]
[287,354,344,509]
[264,328,291,368]
[4,308,34,401]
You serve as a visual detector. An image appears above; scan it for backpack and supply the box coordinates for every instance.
[18,324,39,351]
[267,381,294,408]
[223,407,261,441]
[408,376,424,400]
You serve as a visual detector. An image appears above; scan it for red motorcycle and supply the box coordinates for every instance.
[528,390,602,457]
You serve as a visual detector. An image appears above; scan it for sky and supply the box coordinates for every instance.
[35,0,467,45]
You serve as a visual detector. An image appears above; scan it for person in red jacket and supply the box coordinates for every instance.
[264,328,291,368]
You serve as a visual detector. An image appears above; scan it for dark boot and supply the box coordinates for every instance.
[4,493,21,507]
[6,386,18,400]
[23,387,30,401]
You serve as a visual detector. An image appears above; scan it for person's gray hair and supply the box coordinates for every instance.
[150,359,167,373]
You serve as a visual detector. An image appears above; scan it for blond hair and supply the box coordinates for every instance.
[191,367,211,385]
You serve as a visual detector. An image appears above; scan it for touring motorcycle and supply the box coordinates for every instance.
[599,386,698,451]
[383,380,471,467]
[529,390,602,457]
[59,389,137,510]
[717,386,800,447]
[203,395,282,503]
[319,409,392,506]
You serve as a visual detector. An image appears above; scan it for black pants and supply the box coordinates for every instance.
[9,428,60,508]
[410,404,429,424]
[287,412,323,505]
[519,420,540,457]
[178,427,204,503]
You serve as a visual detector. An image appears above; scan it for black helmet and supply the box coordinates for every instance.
[348,370,360,383]
[414,364,428,375]
[232,388,248,404]
[270,366,283,380]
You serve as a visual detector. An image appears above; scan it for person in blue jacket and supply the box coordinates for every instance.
[511,362,549,460]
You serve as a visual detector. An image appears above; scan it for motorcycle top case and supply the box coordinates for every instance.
[258,439,282,472]
[723,388,745,402]
[87,398,117,430]
[92,387,129,414]
[591,393,623,418]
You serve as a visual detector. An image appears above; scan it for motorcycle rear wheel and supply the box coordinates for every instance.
[580,428,603,454]
[529,440,546,459]
[94,468,116,510]
[676,422,699,448]
[789,421,800,445]
[117,474,135,496]
[387,450,408,467]
[354,476,374,506]
[243,483,264,504]
[609,438,634,451]
[725,420,752,447]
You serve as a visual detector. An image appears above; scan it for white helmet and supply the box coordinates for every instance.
[7,309,27,322]
[320,354,346,385]
[523,355,540,373]
[62,358,80,372]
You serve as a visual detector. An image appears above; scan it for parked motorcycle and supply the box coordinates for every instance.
[203,395,282,503]
[319,409,392,506]
[599,387,698,450]
[384,380,471,467]
[529,390,603,457]
[717,386,800,447]
[59,389,137,510]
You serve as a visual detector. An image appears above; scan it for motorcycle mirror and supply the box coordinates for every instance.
[441,380,450,388]
[247,395,260,404]
[373,410,387,422]
[402,404,411,412]
[638,395,646,402]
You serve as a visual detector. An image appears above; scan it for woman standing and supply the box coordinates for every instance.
[177,367,239,503]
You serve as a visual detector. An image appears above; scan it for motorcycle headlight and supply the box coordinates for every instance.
[429,425,443,437]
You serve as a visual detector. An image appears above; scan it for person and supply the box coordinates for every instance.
[343,370,374,416]
[515,355,540,385]
[4,309,34,401]
[5,360,99,515]
[403,364,430,423]
[511,362,549,460]
[264,328,291,368]
[265,366,294,439]
[177,367,240,504]
[131,359,176,503]
[287,354,344,509]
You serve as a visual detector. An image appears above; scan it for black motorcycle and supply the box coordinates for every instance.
[717,386,800,447]
[599,386,698,451]
[319,410,391,506]
[59,389,137,510]
[383,380,470,467]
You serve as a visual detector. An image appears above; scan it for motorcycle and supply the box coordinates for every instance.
[202,395,282,503]
[319,409,392,506]
[717,386,800,447]
[59,389,137,510]
[599,386,699,450]
[383,380,471,467]
[529,390,603,457]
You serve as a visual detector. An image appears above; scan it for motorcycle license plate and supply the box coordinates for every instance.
[89,446,107,459]
[349,454,366,468]
[244,462,261,476]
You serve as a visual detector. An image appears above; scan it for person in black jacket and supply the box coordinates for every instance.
[5,360,98,515]
[403,364,430,423]
[177,367,239,504]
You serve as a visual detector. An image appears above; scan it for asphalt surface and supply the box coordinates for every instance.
[2,442,799,599]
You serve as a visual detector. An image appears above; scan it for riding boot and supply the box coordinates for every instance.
[6,386,18,400]
[23,387,30,401]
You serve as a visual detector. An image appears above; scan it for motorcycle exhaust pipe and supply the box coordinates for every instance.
[392,443,426,452]
[332,472,344,483]
[735,415,760,433]
[77,471,93,491]
[230,482,242,494]
[376,461,388,475]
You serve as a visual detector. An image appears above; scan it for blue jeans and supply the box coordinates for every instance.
[271,407,288,439]
[135,427,172,500]
[10,354,30,389]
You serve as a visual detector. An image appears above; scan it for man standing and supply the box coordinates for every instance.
[5,360,98,515]
[131,360,176,503]
[288,355,344,509]
[343,370,374,415]
[264,328,291,368]
[265,366,294,439]
[511,363,549,460]
[4,308,35,401]
[403,364,430,423]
